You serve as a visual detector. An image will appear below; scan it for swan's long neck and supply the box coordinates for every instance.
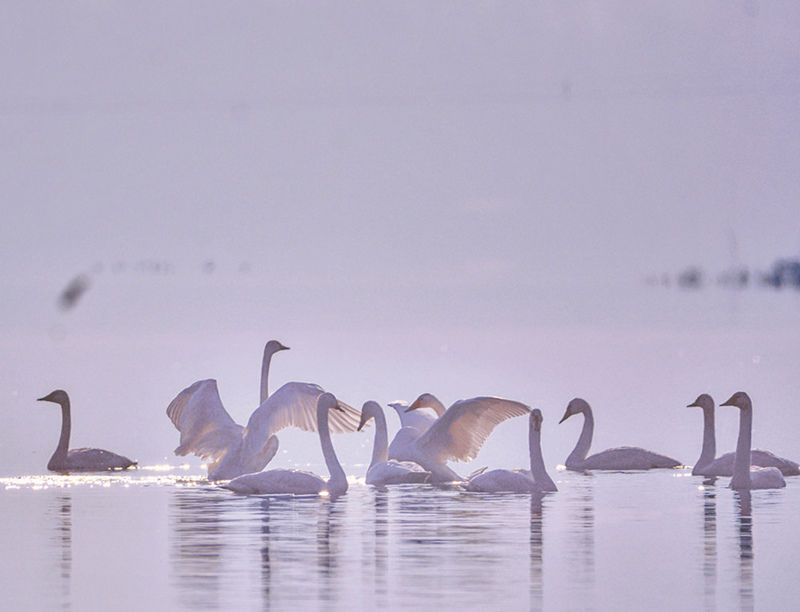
[694,405,716,473]
[428,396,446,417]
[730,407,752,489]
[566,407,593,467]
[259,347,275,404]
[529,421,556,491]
[369,409,389,470]
[49,398,71,470]
[318,405,348,496]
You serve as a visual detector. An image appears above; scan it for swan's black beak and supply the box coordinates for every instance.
[333,403,346,413]
[558,411,570,424]
[686,402,699,408]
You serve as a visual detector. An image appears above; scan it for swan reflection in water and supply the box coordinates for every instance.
[700,481,717,609]
[169,485,230,610]
[735,490,754,612]
[529,492,546,611]
[50,492,73,610]
[566,477,595,605]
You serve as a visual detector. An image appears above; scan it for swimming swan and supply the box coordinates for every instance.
[37,390,136,472]
[166,340,360,480]
[559,398,681,471]
[358,401,430,486]
[688,393,799,476]
[222,393,349,496]
[722,392,786,490]
[386,394,445,461]
[466,409,557,493]
[394,393,530,482]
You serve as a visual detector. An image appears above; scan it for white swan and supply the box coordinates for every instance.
[392,393,530,482]
[222,393,349,496]
[386,394,444,461]
[466,409,557,493]
[37,390,136,472]
[688,393,799,476]
[722,392,786,490]
[166,340,361,480]
[358,401,430,486]
[559,398,681,471]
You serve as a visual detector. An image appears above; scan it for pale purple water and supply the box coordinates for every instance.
[1,466,797,610]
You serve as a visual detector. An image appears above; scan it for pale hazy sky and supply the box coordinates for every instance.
[2,3,799,475]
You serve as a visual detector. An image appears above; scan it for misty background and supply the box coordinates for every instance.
[2,2,799,478]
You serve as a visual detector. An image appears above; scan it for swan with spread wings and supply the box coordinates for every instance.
[166,341,360,480]
[391,393,530,483]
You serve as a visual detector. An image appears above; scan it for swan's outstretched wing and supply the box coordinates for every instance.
[415,397,530,463]
[166,379,243,461]
[242,381,360,452]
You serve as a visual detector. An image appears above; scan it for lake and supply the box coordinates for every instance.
[2,465,797,610]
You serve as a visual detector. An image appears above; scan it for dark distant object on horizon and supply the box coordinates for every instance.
[58,274,90,310]
[36,390,137,472]
[761,258,800,289]
[677,266,703,289]
[717,267,749,288]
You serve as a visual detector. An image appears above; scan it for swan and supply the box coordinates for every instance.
[688,393,799,476]
[559,398,681,471]
[37,390,136,472]
[166,340,361,480]
[222,393,349,496]
[466,409,557,493]
[389,397,443,433]
[386,395,444,461]
[358,401,430,485]
[722,392,786,490]
[393,393,530,482]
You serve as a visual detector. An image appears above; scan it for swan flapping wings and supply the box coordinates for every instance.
[167,379,243,461]
[241,382,361,454]
[414,396,531,464]
[167,379,361,479]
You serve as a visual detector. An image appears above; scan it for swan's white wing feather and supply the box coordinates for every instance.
[166,379,243,461]
[388,401,437,431]
[242,382,360,453]
[416,397,530,463]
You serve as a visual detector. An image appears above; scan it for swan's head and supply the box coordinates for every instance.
[559,398,589,423]
[37,389,69,405]
[530,408,543,431]
[720,391,752,411]
[264,340,290,354]
[358,401,381,431]
[687,393,714,410]
[406,392,438,412]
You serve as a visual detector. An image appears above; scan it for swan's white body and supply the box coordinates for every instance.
[466,409,557,493]
[222,393,349,496]
[166,341,360,480]
[392,393,530,483]
[722,392,786,490]
[359,401,430,486]
[689,393,799,476]
[37,390,136,472]
[559,398,681,471]
[386,396,443,460]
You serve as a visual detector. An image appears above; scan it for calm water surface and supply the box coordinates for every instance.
[1,467,797,611]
